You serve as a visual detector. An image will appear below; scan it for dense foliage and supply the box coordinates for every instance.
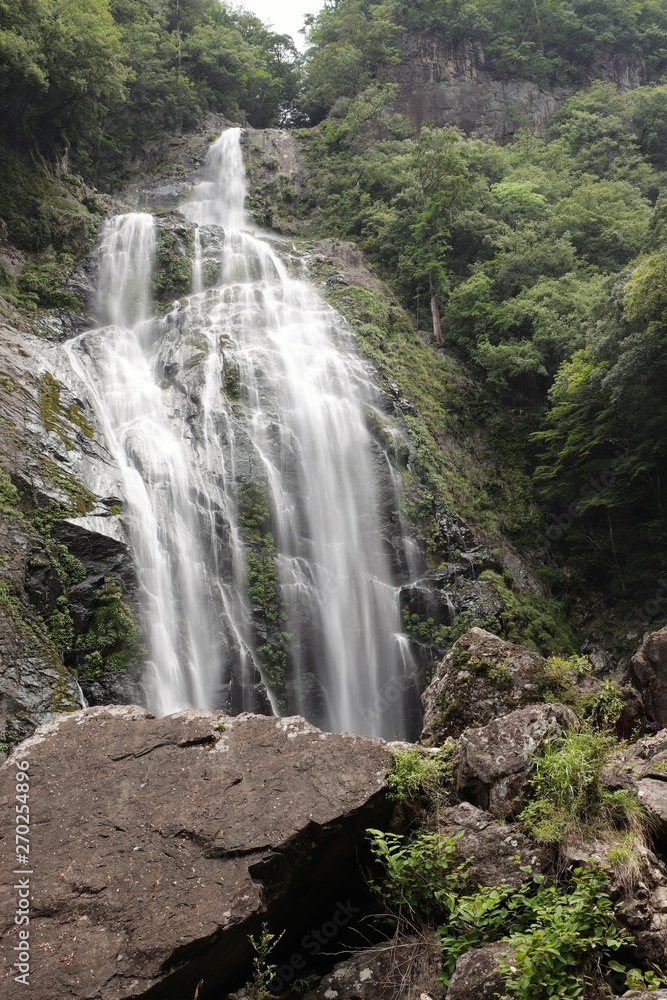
[0,0,299,184]
[295,77,667,616]
[368,828,632,997]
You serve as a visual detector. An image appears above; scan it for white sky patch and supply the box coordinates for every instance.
[237,0,321,50]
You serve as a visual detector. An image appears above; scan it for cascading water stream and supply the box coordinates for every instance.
[67,127,421,739]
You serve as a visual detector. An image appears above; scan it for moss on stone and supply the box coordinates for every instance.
[223,357,242,400]
[75,578,146,676]
[0,144,99,258]
[18,252,83,311]
[37,459,96,516]
[155,225,194,302]
[237,477,288,699]
[65,403,94,440]
[0,470,21,516]
[478,569,576,656]
[39,373,95,449]
[237,478,272,541]
[0,582,79,719]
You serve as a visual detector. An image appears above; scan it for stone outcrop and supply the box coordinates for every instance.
[387,33,647,141]
[607,728,667,835]
[0,304,148,749]
[445,942,515,1000]
[630,627,667,729]
[301,934,443,1000]
[0,707,394,1000]
[421,628,547,743]
[439,802,549,887]
[456,703,579,818]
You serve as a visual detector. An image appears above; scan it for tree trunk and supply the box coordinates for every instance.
[430,288,443,345]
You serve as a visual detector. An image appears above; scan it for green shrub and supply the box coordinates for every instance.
[367,827,632,997]
[496,869,630,999]
[535,654,591,703]
[76,579,145,675]
[367,828,470,920]
[386,743,457,804]
[520,726,648,852]
[48,596,74,650]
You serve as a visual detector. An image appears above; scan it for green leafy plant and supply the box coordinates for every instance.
[367,826,632,998]
[75,578,146,675]
[367,828,470,919]
[246,923,285,1000]
[611,962,667,992]
[496,868,630,999]
[292,972,321,996]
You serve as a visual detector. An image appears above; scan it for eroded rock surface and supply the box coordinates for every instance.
[445,941,515,1000]
[439,802,549,887]
[0,707,393,1000]
[608,728,667,835]
[456,703,579,818]
[388,33,646,141]
[421,629,546,743]
[0,307,146,744]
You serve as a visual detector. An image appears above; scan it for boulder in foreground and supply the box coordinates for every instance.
[0,706,392,1000]
[456,703,579,819]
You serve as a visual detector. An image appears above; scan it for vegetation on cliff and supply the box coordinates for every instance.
[301,0,667,120]
[290,74,667,638]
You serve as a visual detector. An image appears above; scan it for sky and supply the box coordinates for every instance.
[238,0,322,50]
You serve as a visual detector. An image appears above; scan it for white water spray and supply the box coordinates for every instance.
[68,128,419,738]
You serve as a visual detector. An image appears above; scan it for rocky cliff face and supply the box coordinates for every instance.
[386,34,647,140]
[0,295,147,754]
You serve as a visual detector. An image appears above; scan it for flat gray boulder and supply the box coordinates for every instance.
[0,706,393,1000]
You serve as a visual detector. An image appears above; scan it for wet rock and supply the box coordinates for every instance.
[439,802,550,887]
[302,934,443,1000]
[0,311,136,736]
[630,627,667,728]
[67,250,100,317]
[306,239,387,296]
[0,707,394,1000]
[446,942,515,1000]
[456,703,579,819]
[421,629,546,743]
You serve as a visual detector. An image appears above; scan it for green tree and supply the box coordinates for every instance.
[0,0,128,150]
[398,127,471,343]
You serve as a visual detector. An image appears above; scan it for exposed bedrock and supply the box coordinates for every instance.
[387,34,647,140]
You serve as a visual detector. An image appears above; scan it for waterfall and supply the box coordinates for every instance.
[67,127,420,739]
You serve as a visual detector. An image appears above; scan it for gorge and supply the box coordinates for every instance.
[3,1,667,997]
